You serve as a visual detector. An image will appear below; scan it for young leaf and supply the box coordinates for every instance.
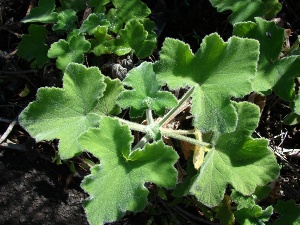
[209,0,281,24]
[113,19,156,59]
[154,34,259,133]
[117,62,177,117]
[233,17,300,101]
[189,102,279,207]
[21,0,58,23]
[79,117,178,225]
[274,200,300,225]
[52,9,78,32]
[17,24,49,69]
[48,33,91,71]
[19,63,106,159]
[80,13,110,35]
[91,26,114,56]
[235,205,273,225]
[107,0,151,33]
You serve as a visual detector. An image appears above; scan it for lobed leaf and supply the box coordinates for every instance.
[52,9,78,32]
[21,0,58,23]
[117,62,177,117]
[19,63,107,159]
[235,205,273,225]
[233,17,300,101]
[189,102,279,207]
[113,19,156,59]
[107,0,151,33]
[48,33,91,71]
[17,24,49,68]
[79,117,178,225]
[154,34,259,133]
[209,0,281,24]
[80,13,110,35]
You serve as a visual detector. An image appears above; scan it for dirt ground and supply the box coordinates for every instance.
[0,0,300,224]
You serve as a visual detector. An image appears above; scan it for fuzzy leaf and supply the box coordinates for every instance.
[95,77,124,116]
[48,34,91,71]
[80,13,110,35]
[274,200,300,225]
[154,34,259,133]
[52,9,77,31]
[189,102,279,207]
[21,0,58,23]
[107,0,151,33]
[117,62,177,117]
[235,205,273,225]
[113,19,156,59]
[17,25,49,68]
[209,0,281,24]
[233,17,300,101]
[19,63,106,159]
[79,117,178,225]
[91,26,113,56]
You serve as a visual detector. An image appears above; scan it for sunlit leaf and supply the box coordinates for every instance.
[189,102,279,207]
[19,63,106,159]
[209,0,281,24]
[117,62,177,117]
[154,34,259,133]
[21,0,58,23]
[79,117,178,225]
[48,33,91,71]
[233,17,300,101]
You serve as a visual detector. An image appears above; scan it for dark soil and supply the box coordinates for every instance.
[0,0,300,224]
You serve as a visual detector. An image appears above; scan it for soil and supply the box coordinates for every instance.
[0,0,300,225]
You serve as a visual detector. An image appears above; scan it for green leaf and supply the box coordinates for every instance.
[80,13,110,35]
[52,9,77,32]
[235,205,273,225]
[21,0,58,23]
[47,33,91,71]
[189,102,279,207]
[233,17,300,101]
[113,19,156,59]
[79,117,178,225]
[17,24,49,69]
[274,200,300,225]
[91,26,114,56]
[59,0,86,12]
[19,63,106,159]
[107,0,151,33]
[154,34,259,133]
[209,0,281,24]
[88,0,111,13]
[95,77,124,116]
[117,62,177,118]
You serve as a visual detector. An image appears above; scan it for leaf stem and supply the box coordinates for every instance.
[161,129,211,148]
[158,86,194,127]
[116,117,146,133]
[146,109,154,125]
